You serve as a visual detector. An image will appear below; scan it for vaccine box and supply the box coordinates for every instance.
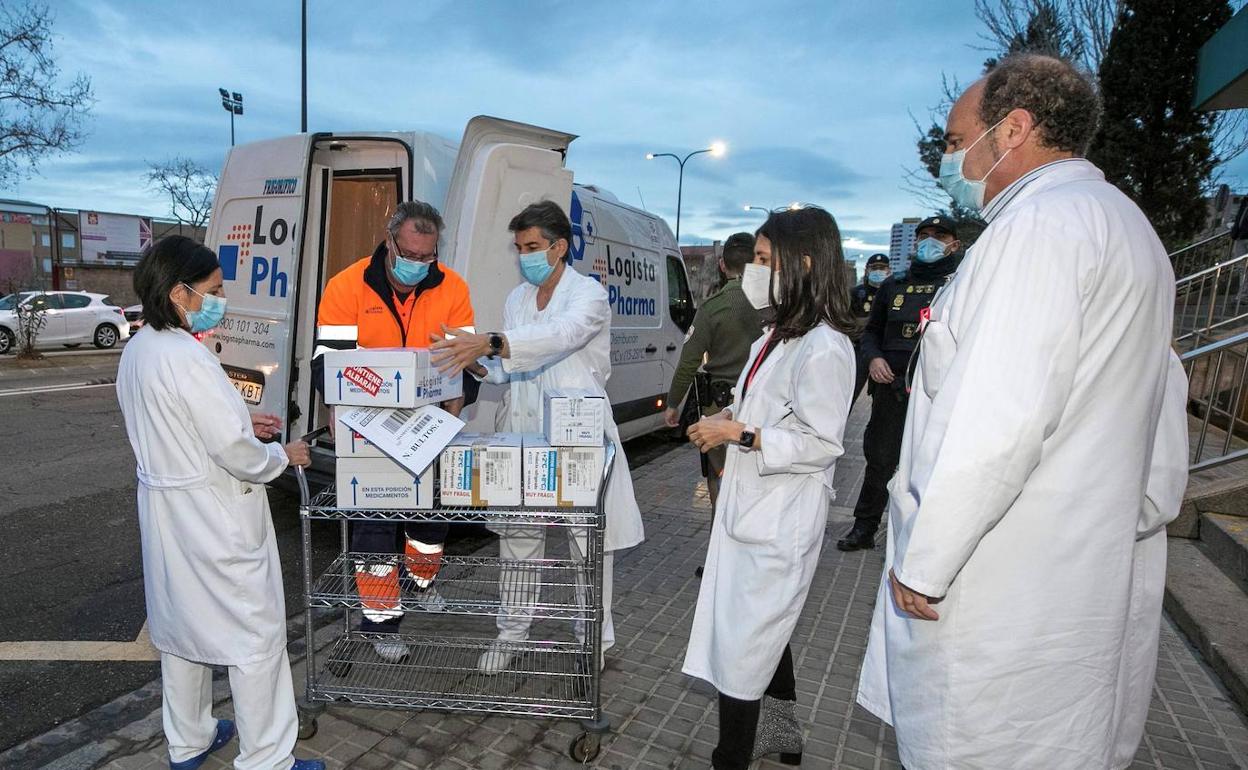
[521,434,606,508]
[322,347,462,408]
[335,457,435,510]
[543,389,607,446]
[336,404,464,476]
[333,406,385,458]
[439,433,523,507]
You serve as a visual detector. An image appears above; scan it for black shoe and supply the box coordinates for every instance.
[836,521,878,551]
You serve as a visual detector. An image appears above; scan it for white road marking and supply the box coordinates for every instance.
[0,621,159,662]
[0,382,115,397]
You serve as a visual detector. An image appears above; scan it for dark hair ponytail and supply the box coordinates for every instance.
[133,236,220,331]
[756,207,857,341]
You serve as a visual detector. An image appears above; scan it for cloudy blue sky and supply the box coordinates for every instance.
[6,0,1247,263]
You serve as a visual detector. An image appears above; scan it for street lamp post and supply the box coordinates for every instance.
[301,0,307,133]
[646,141,726,243]
[219,88,244,146]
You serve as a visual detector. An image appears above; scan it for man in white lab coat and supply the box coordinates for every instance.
[856,54,1188,770]
[431,200,645,674]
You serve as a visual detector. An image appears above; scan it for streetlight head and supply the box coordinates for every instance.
[232,92,243,102]
[645,152,655,160]
[219,87,229,98]
[789,202,800,210]
[709,141,727,158]
[234,105,244,115]
[742,205,751,212]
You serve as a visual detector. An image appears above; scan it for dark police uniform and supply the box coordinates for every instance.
[842,252,960,547]
[850,279,882,402]
[667,277,763,507]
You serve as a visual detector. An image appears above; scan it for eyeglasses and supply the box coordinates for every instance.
[389,238,438,263]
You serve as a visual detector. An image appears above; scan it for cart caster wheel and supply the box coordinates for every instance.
[569,732,601,763]
[297,715,318,740]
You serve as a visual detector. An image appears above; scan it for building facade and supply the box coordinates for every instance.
[0,199,204,306]
[888,217,921,274]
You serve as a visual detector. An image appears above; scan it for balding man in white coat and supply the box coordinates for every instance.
[856,54,1188,770]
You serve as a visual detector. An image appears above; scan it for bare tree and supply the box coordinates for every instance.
[3,280,46,358]
[973,0,1248,166]
[0,2,93,186]
[146,156,218,229]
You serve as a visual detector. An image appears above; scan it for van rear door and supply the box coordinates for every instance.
[204,135,311,429]
[439,116,577,433]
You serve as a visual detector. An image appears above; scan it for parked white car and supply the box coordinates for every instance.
[0,291,131,354]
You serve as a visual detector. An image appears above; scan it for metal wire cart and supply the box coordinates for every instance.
[294,439,616,764]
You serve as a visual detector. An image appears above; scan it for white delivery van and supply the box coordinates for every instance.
[200,116,695,474]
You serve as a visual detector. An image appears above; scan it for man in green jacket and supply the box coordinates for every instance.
[663,232,764,509]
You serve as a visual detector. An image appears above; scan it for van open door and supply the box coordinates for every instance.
[439,116,577,433]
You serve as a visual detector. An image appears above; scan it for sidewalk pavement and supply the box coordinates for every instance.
[13,399,1248,769]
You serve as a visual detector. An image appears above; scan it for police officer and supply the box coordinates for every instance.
[837,216,961,551]
[664,232,763,511]
[850,253,891,402]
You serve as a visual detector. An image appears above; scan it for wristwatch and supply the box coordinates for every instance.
[739,427,756,450]
[487,332,504,359]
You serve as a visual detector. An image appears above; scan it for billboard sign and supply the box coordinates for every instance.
[79,211,152,262]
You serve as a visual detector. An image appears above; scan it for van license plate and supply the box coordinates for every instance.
[230,377,264,405]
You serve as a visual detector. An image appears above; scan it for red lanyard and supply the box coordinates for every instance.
[744,332,776,392]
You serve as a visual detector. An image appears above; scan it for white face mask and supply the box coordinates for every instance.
[741,262,775,310]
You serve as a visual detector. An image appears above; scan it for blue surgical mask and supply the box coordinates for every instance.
[519,249,556,286]
[391,254,431,286]
[914,238,949,264]
[938,116,1011,213]
[181,284,227,332]
[866,269,889,286]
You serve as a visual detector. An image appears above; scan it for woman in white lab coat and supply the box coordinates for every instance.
[116,236,323,770]
[682,207,857,769]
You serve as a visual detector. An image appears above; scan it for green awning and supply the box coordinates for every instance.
[1196,6,1248,110]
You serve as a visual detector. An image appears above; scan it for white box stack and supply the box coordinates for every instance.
[522,434,605,508]
[322,347,461,408]
[439,433,523,507]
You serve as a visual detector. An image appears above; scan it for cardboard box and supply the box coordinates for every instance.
[333,406,384,458]
[337,404,464,476]
[543,389,607,446]
[522,434,606,508]
[322,347,462,408]
[335,456,435,510]
[439,433,523,507]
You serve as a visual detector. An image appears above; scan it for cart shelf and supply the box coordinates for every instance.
[302,484,601,526]
[307,632,597,720]
[309,552,598,621]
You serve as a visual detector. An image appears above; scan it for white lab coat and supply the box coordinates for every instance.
[117,326,289,665]
[856,160,1182,770]
[479,266,644,552]
[683,323,855,699]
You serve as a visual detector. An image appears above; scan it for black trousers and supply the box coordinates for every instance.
[352,521,448,633]
[851,344,871,405]
[712,644,796,770]
[852,384,910,528]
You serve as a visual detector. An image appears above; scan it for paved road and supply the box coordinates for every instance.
[0,352,683,751]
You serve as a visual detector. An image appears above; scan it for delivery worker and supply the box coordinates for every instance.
[663,232,763,512]
[314,200,474,663]
[429,200,645,675]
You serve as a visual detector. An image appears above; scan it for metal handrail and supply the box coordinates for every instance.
[1175,250,1248,286]
[1180,331,1248,473]
[1169,228,1233,260]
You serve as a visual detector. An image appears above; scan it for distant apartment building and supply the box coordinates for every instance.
[888,217,922,274]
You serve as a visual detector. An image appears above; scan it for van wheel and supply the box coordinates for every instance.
[93,324,119,349]
[0,328,13,355]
